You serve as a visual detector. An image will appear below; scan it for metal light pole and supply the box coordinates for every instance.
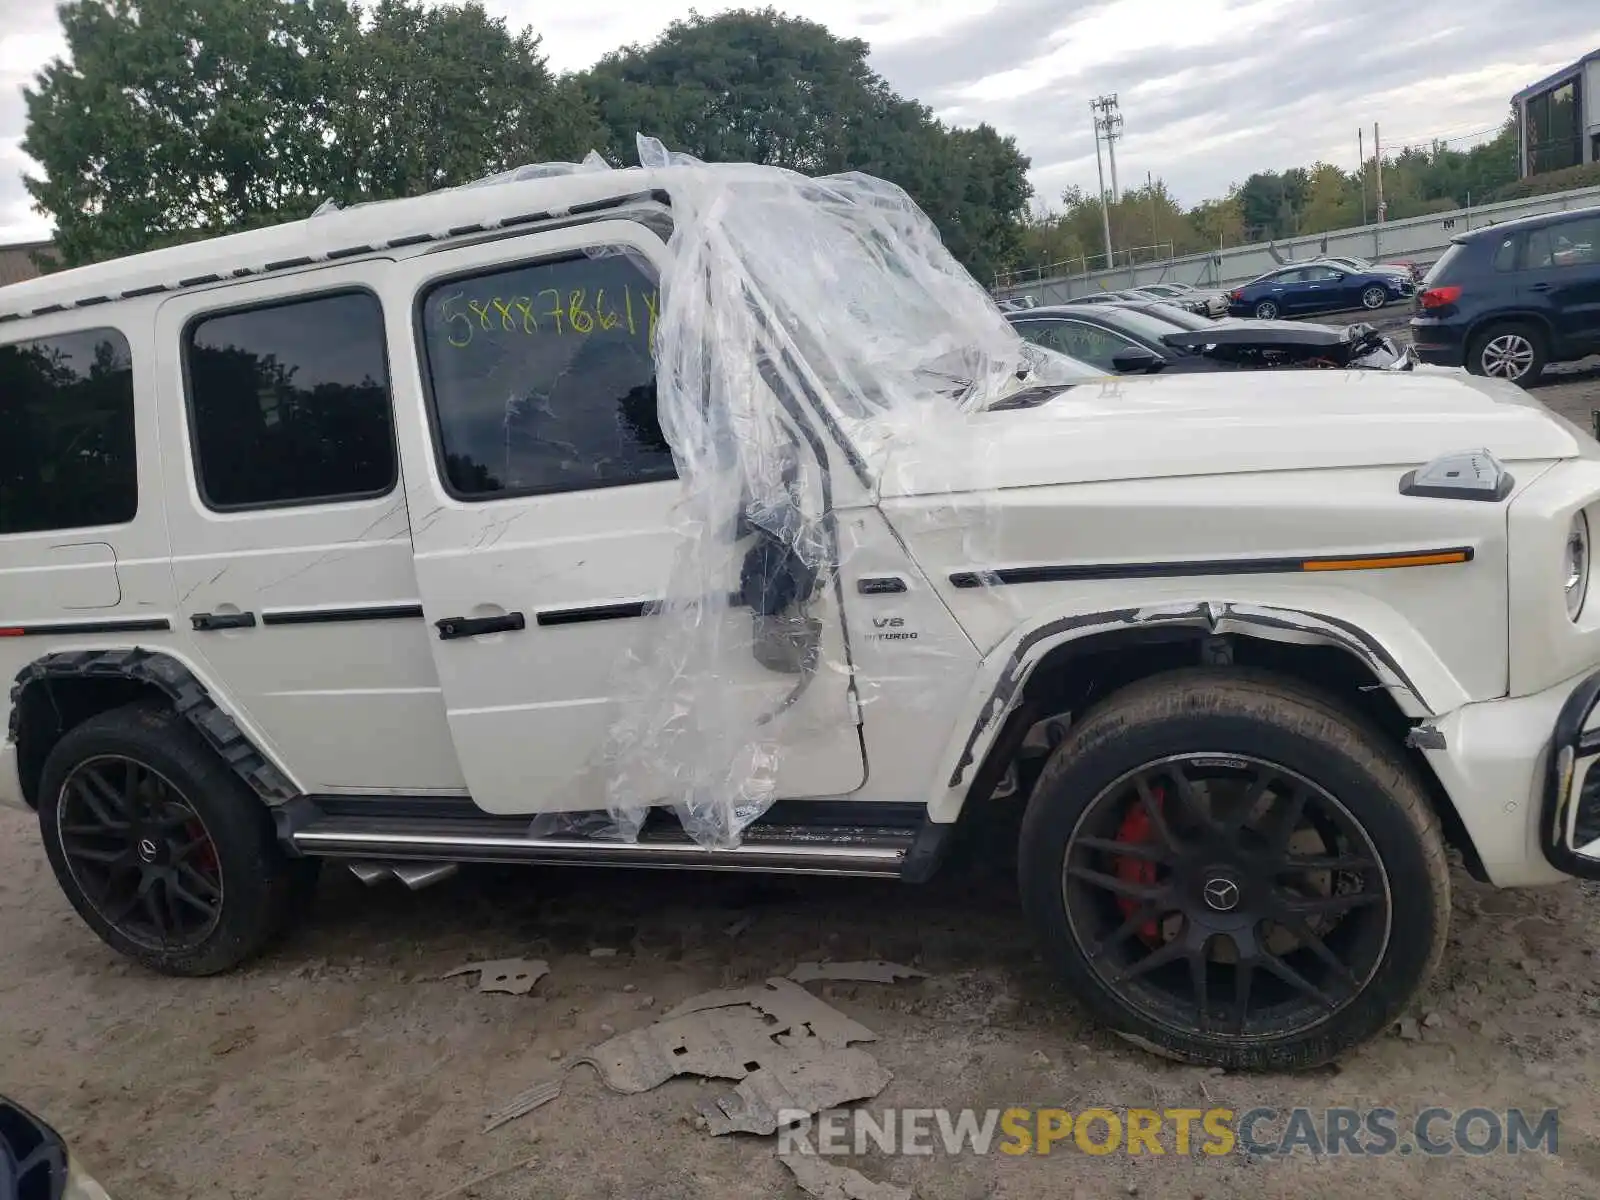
[1091,101,1113,268]
[1359,128,1368,225]
[1105,111,1123,203]
[1374,121,1387,223]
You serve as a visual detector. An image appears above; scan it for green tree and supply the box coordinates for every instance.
[1189,193,1246,249]
[24,0,601,267]
[323,0,601,201]
[580,8,1033,281]
[1299,163,1360,234]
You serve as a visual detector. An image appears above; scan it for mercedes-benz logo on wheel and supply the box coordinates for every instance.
[137,837,159,863]
[1202,877,1240,912]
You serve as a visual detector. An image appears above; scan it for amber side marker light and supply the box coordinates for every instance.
[1302,548,1472,572]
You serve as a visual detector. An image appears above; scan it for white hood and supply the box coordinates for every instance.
[875,369,1588,497]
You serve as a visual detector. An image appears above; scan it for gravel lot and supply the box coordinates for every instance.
[4,312,1600,1200]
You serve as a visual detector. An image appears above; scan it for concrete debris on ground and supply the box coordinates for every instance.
[663,977,877,1045]
[698,1044,891,1136]
[570,977,891,1135]
[780,1154,913,1200]
[787,962,928,985]
[441,958,549,995]
[483,1079,563,1132]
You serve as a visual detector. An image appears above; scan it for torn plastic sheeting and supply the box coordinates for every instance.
[493,134,1056,851]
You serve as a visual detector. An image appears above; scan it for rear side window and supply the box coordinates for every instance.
[1425,243,1470,283]
[0,328,136,535]
[1528,216,1600,269]
[418,251,671,499]
[185,291,395,510]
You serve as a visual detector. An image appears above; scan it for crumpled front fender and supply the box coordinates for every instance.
[929,595,1472,823]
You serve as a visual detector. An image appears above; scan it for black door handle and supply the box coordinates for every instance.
[191,611,257,631]
[1529,282,1553,292]
[436,612,526,640]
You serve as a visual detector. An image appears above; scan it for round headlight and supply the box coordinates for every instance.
[1566,511,1590,621]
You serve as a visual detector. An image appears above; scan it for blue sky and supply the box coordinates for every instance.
[2,0,1596,242]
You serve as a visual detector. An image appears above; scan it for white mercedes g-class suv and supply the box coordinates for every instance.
[2,145,1598,1072]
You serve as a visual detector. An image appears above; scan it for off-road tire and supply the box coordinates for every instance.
[1017,669,1449,1071]
[38,702,316,975]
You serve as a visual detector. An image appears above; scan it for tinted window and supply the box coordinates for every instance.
[1533,216,1600,269]
[0,329,136,535]
[1140,303,1212,331]
[1013,320,1137,371]
[419,253,670,498]
[1490,237,1518,272]
[1096,306,1189,342]
[1302,266,1342,281]
[1527,78,1582,174]
[186,292,394,509]
[1426,243,1469,283]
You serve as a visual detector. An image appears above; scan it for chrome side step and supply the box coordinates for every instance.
[283,801,925,878]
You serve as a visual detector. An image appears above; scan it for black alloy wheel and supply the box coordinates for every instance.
[55,755,225,951]
[39,702,316,974]
[1061,753,1390,1042]
[1017,669,1449,1070]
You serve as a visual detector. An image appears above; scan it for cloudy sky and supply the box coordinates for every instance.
[2,0,1596,242]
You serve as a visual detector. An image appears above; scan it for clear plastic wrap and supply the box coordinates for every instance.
[523,135,1069,848]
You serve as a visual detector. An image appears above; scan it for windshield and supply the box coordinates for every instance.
[1018,341,1108,382]
[1138,303,1213,331]
[1095,304,1194,342]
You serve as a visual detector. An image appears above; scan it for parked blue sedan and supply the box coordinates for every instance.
[1227,263,1412,320]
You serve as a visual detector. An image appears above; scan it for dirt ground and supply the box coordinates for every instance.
[3,799,1599,1200]
[5,324,1600,1200]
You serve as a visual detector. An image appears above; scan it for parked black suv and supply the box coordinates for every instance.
[1410,204,1600,384]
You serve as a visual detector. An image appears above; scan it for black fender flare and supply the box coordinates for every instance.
[9,647,298,806]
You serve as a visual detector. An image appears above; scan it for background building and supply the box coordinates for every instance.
[0,240,53,286]
[1515,49,1600,178]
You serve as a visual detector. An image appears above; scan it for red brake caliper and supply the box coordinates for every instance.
[185,818,220,877]
[1112,787,1164,942]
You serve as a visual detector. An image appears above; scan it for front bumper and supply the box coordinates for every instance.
[1543,668,1600,878]
[0,739,25,811]
[1423,665,1600,887]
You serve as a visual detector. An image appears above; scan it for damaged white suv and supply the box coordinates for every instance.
[3,140,1599,1072]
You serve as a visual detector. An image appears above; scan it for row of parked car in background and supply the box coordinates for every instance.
[1002,207,1600,387]
[1005,254,1421,325]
